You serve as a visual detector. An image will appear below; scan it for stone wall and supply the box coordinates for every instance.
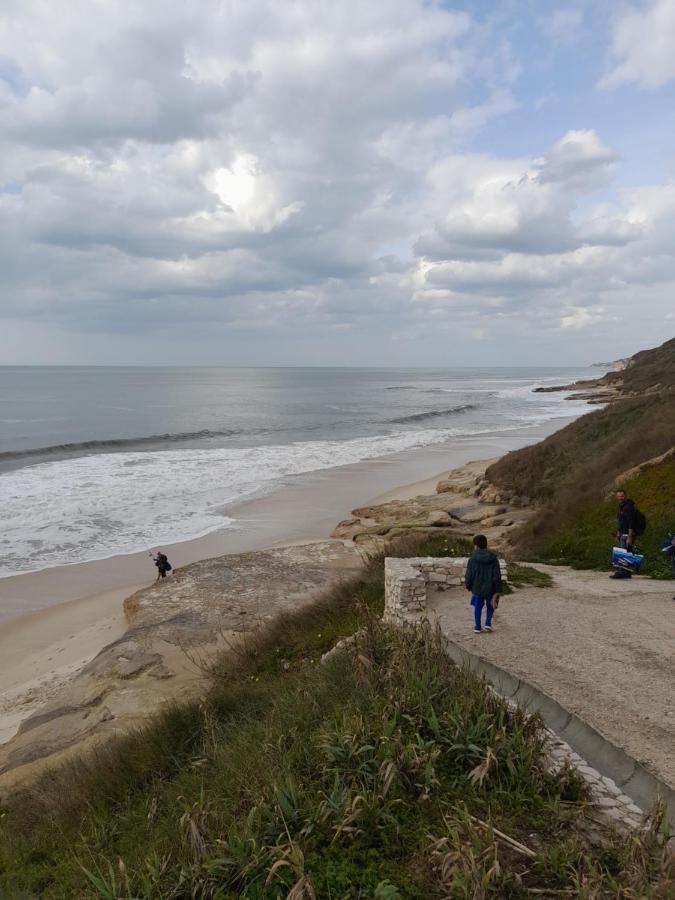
[384,556,507,625]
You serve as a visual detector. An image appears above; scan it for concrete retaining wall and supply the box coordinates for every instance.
[441,636,675,826]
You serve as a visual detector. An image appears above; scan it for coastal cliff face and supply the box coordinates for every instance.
[533,336,675,404]
[485,336,675,567]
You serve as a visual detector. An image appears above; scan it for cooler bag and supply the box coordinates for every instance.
[611,546,644,572]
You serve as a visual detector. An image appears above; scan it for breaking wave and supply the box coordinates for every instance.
[388,404,477,425]
[0,429,244,464]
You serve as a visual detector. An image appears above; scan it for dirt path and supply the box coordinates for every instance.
[427,566,675,788]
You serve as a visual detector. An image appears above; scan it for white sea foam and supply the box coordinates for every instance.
[0,427,468,577]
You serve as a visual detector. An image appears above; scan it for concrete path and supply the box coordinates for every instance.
[426,566,675,791]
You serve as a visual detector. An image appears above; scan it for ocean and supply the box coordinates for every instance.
[0,366,597,578]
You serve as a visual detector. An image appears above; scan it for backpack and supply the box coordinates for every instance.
[633,508,647,536]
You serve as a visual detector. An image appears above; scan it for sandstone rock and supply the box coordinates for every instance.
[421,510,453,527]
[480,515,513,528]
[457,505,507,524]
[114,650,163,680]
[478,487,497,504]
[4,705,116,773]
[148,664,175,680]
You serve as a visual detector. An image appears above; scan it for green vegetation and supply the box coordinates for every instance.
[488,337,675,572]
[506,562,553,589]
[610,337,675,395]
[539,457,675,577]
[0,537,671,898]
[415,534,475,558]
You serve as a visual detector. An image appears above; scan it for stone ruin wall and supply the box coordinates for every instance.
[384,556,507,625]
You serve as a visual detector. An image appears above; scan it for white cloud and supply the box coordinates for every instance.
[560,306,604,329]
[533,130,617,187]
[412,131,675,340]
[0,1,672,363]
[602,0,675,89]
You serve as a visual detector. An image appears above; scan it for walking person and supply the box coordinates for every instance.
[465,534,503,634]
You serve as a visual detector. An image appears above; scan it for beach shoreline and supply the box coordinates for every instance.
[0,416,576,751]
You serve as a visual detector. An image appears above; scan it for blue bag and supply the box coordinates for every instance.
[612,546,644,572]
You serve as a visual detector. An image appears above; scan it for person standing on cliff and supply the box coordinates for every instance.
[152,550,172,580]
[611,490,637,580]
[465,534,502,634]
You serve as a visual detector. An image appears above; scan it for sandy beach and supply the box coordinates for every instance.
[0,418,574,750]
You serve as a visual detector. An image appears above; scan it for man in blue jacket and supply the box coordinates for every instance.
[465,534,503,634]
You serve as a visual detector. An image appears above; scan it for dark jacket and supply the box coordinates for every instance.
[465,548,503,599]
[617,498,636,534]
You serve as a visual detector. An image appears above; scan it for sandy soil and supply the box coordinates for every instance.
[0,586,135,745]
[426,566,675,788]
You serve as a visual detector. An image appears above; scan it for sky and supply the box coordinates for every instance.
[0,0,674,366]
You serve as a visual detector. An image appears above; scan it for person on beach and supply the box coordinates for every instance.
[611,489,637,580]
[152,550,172,580]
[465,534,502,634]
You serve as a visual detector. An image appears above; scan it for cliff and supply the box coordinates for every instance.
[485,336,675,568]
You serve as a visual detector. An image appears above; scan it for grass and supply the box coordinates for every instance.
[0,536,671,898]
[487,393,675,507]
[487,337,675,574]
[506,562,553,589]
[537,457,675,576]
[616,337,675,395]
[412,534,475,558]
[415,534,555,592]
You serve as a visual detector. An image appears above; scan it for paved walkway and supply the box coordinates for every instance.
[426,566,675,790]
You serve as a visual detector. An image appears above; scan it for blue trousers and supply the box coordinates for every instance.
[471,594,493,630]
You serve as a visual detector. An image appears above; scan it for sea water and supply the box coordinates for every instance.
[0,366,597,577]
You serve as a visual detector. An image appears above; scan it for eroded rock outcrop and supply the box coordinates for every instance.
[331,459,533,549]
[0,542,362,792]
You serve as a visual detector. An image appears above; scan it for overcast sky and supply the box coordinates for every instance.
[1,0,674,366]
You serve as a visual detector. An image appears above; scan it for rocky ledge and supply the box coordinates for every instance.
[331,459,533,548]
[0,542,362,794]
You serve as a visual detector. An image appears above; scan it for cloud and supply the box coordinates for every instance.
[411,130,675,341]
[560,306,604,329]
[601,0,675,89]
[413,130,616,263]
[0,1,673,364]
[533,130,617,187]
[0,0,517,341]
